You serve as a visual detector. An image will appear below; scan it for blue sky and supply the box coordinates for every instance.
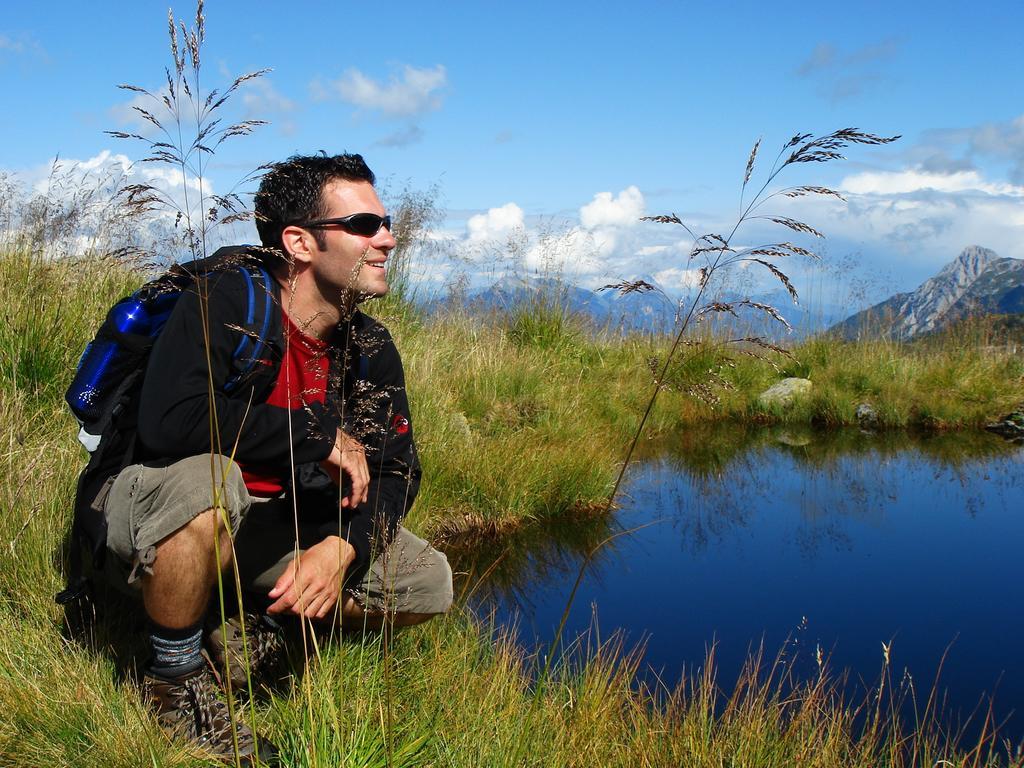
[2,1,1023,309]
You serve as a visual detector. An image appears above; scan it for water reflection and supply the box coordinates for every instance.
[453,425,1024,741]
[449,509,614,613]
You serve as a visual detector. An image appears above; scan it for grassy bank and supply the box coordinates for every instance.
[389,296,1022,538]
[2,247,1022,766]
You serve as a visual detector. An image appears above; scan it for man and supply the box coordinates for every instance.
[96,153,452,764]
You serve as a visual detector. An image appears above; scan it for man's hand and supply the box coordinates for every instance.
[319,429,369,508]
[266,536,356,619]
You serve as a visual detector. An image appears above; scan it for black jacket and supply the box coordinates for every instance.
[132,264,421,585]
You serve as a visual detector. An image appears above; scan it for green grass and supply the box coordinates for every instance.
[390,307,1022,539]
[2,246,1022,766]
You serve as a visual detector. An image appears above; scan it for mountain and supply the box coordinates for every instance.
[451,274,831,338]
[602,273,681,333]
[831,246,1024,340]
[450,273,678,331]
[468,275,610,318]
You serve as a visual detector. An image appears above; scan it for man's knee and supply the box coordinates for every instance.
[414,550,454,616]
[164,505,234,562]
[104,453,250,575]
[351,530,454,620]
[386,542,454,618]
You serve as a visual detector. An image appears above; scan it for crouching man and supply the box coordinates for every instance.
[93,153,452,764]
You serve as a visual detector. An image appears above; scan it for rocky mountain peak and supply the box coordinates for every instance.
[832,245,1024,339]
[936,245,998,283]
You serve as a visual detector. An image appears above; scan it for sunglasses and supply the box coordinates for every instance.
[297,212,392,237]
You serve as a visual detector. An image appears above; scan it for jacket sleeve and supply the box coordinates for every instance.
[314,320,422,586]
[137,270,338,466]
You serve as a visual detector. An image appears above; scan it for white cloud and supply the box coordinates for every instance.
[108,89,169,136]
[774,168,1024,282]
[446,166,1019,303]
[637,245,669,256]
[14,150,238,260]
[77,149,131,175]
[138,165,205,194]
[26,150,204,198]
[523,227,605,280]
[27,150,131,196]
[840,168,1024,198]
[329,64,447,118]
[444,169,1024,303]
[653,267,704,291]
[579,185,645,229]
[750,119,1021,295]
[466,202,525,242]
[448,188,709,291]
[241,78,296,118]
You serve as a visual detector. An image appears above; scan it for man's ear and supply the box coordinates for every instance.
[280,225,317,266]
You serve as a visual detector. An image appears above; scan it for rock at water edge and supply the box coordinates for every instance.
[758,378,813,408]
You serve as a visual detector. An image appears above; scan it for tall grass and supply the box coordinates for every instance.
[1,234,1022,765]
[397,308,1022,539]
[2,3,1021,764]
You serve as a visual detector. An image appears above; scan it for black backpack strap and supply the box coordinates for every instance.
[54,537,87,606]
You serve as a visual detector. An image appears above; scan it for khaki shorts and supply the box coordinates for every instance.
[103,454,452,616]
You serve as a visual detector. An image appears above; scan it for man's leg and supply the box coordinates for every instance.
[141,506,234,680]
[340,527,453,629]
[234,505,453,630]
[337,593,436,629]
[104,455,246,672]
[103,455,277,764]
[143,506,233,630]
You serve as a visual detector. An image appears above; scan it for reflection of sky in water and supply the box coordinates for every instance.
[469,434,1024,741]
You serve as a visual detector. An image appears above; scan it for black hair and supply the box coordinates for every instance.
[254,153,376,253]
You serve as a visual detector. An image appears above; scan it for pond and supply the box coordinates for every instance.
[455,425,1024,744]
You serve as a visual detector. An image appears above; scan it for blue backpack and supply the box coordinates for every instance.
[58,246,275,607]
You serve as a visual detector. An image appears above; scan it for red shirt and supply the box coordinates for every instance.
[241,309,330,496]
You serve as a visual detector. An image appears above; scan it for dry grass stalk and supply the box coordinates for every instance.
[552,128,901,726]
[106,0,268,260]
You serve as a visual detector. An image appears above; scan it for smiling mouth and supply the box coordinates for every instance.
[367,262,387,270]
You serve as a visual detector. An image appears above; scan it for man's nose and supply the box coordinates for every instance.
[373,225,397,251]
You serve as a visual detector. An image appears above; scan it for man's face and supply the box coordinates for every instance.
[309,179,395,299]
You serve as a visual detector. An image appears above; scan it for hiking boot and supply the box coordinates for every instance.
[206,612,285,694]
[141,663,279,765]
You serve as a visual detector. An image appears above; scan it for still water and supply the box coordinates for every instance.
[461,426,1024,740]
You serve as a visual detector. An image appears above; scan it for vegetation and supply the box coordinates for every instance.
[1,242,1022,766]
[2,5,1021,764]
[399,304,1023,538]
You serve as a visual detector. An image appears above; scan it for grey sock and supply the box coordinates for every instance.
[148,621,204,677]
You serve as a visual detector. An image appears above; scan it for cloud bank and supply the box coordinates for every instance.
[314,63,447,147]
[467,202,525,242]
[434,113,1024,308]
[9,150,248,262]
[328,64,447,118]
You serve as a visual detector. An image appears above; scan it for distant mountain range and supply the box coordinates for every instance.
[831,246,1024,339]
[464,274,680,333]
[437,274,842,338]
[429,245,1023,340]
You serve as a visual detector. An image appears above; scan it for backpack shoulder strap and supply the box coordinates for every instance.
[225,261,275,393]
